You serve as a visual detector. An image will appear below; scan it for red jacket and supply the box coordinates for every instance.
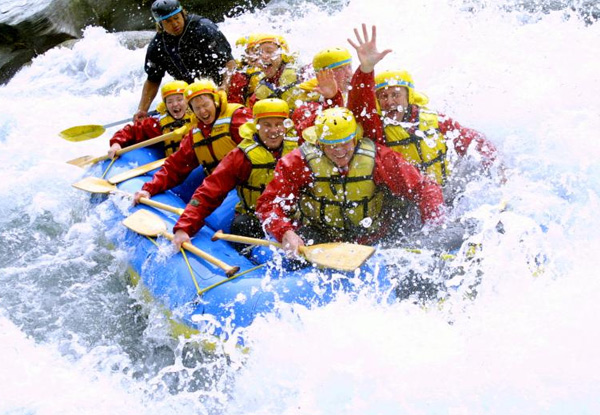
[348,69,498,167]
[141,106,253,196]
[255,143,445,244]
[109,115,162,147]
[172,148,252,236]
[227,71,251,105]
[173,143,286,236]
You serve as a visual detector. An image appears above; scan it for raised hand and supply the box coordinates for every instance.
[313,69,339,99]
[347,23,392,74]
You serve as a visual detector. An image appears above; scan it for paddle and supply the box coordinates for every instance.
[211,230,375,272]
[104,158,166,184]
[66,125,186,168]
[59,111,159,142]
[72,176,184,215]
[123,210,240,277]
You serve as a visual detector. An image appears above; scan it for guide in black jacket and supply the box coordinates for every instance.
[135,0,236,121]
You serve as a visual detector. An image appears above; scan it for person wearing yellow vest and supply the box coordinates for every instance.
[227,33,264,106]
[133,79,252,204]
[243,34,304,110]
[108,80,194,159]
[347,24,501,191]
[256,107,445,255]
[172,99,298,250]
[292,47,353,140]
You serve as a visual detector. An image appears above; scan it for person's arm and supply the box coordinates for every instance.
[109,116,162,148]
[227,72,249,104]
[256,149,312,242]
[140,132,200,196]
[229,106,254,144]
[374,144,445,224]
[291,78,344,142]
[438,114,498,168]
[347,68,386,145]
[135,37,165,121]
[134,80,160,122]
[173,149,252,239]
[220,59,238,92]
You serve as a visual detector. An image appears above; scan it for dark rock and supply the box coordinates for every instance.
[0,0,267,84]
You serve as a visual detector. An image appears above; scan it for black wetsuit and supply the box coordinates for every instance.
[144,14,233,84]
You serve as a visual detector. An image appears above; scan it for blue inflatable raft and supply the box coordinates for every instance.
[85,145,394,347]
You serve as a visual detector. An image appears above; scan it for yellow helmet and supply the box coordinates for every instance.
[312,47,352,72]
[240,98,292,139]
[184,79,220,106]
[248,33,289,53]
[161,80,188,101]
[235,35,250,49]
[252,98,290,121]
[245,33,294,63]
[374,70,429,106]
[303,107,359,145]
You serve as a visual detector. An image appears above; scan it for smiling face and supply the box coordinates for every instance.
[189,95,217,125]
[165,94,186,119]
[256,42,283,79]
[256,117,286,150]
[376,85,409,122]
[161,12,185,36]
[321,140,356,169]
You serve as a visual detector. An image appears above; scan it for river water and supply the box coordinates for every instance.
[0,0,599,413]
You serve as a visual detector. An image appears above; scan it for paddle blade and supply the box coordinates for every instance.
[122,210,167,237]
[71,177,116,194]
[301,243,375,272]
[66,154,109,168]
[59,125,105,142]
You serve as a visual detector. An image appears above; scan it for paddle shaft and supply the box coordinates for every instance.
[70,125,186,167]
[103,111,159,129]
[138,197,184,216]
[107,158,166,184]
[160,231,239,276]
[212,231,308,254]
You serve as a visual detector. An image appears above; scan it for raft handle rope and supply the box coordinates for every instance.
[145,235,266,298]
[101,157,117,179]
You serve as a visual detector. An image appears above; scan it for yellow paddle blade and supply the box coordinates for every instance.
[301,243,376,272]
[71,177,116,194]
[122,210,167,237]
[66,154,108,168]
[59,125,105,142]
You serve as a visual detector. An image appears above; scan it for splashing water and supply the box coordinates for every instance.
[1,0,599,413]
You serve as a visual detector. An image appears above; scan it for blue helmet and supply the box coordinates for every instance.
[151,0,183,22]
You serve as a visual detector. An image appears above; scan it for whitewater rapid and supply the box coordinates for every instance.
[1,0,599,413]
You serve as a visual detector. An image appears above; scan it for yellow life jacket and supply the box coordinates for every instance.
[253,65,302,109]
[191,103,243,174]
[383,108,450,185]
[156,106,195,156]
[298,138,385,240]
[236,134,298,214]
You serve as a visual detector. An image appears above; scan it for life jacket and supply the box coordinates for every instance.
[155,105,195,156]
[383,108,450,185]
[236,134,298,214]
[298,138,385,240]
[253,65,301,109]
[191,103,243,174]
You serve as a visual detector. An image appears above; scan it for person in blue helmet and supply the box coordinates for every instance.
[134,0,236,122]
